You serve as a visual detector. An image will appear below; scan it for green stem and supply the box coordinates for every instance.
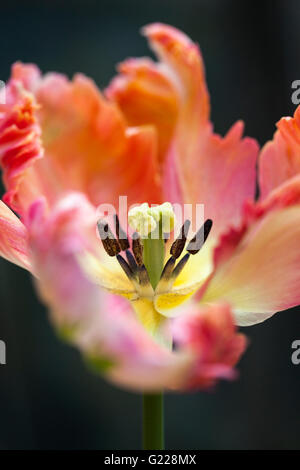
[142,221,165,450]
[142,392,164,450]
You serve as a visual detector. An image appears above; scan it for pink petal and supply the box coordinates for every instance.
[0,200,30,270]
[259,105,300,199]
[172,302,247,390]
[0,67,44,214]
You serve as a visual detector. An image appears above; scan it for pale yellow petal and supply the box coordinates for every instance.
[78,251,138,300]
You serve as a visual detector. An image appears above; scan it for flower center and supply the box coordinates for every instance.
[128,202,175,289]
[97,203,212,298]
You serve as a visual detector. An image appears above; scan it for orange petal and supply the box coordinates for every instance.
[0,63,162,215]
[143,23,210,126]
[36,71,163,207]
[106,58,179,163]
[202,176,300,325]
[0,200,30,270]
[259,105,300,199]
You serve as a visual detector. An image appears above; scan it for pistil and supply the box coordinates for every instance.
[128,203,176,290]
[143,223,165,289]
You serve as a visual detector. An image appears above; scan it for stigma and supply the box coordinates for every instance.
[128,202,176,237]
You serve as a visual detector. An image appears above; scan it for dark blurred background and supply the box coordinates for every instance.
[0,0,299,450]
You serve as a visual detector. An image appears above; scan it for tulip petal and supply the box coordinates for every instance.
[202,176,300,325]
[106,302,246,391]
[142,23,210,126]
[106,57,179,163]
[259,105,300,199]
[1,63,162,215]
[172,302,247,389]
[78,250,138,300]
[0,200,30,270]
[36,68,162,207]
[27,192,139,325]
[0,71,44,214]
[142,24,259,235]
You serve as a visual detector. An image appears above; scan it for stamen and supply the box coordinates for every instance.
[116,254,135,280]
[170,220,191,259]
[114,214,130,251]
[171,253,190,279]
[156,253,190,295]
[116,254,142,293]
[159,256,176,282]
[132,233,144,267]
[97,221,121,257]
[186,219,213,255]
[125,249,138,274]
[138,264,151,287]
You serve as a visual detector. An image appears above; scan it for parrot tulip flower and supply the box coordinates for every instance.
[0,23,299,400]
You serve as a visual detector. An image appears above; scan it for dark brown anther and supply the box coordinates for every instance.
[114,214,130,251]
[170,220,191,259]
[186,219,213,255]
[116,254,135,280]
[160,256,176,282]
[171,253,190,279]
[125,250,138,274]
[97,220,121,257]
[132,233,144,267]
[137,265,151,286]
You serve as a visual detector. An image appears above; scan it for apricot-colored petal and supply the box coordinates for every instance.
[187,122,259,236]
[142,24,259,235]
[143,23,210,126]
[111,126,162,206]
[1,63,162,216]
[202,176,300,325]
[259,105,300,199]
[106,57,179,163]
[37,71,163,207]
[0,200,30,270]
